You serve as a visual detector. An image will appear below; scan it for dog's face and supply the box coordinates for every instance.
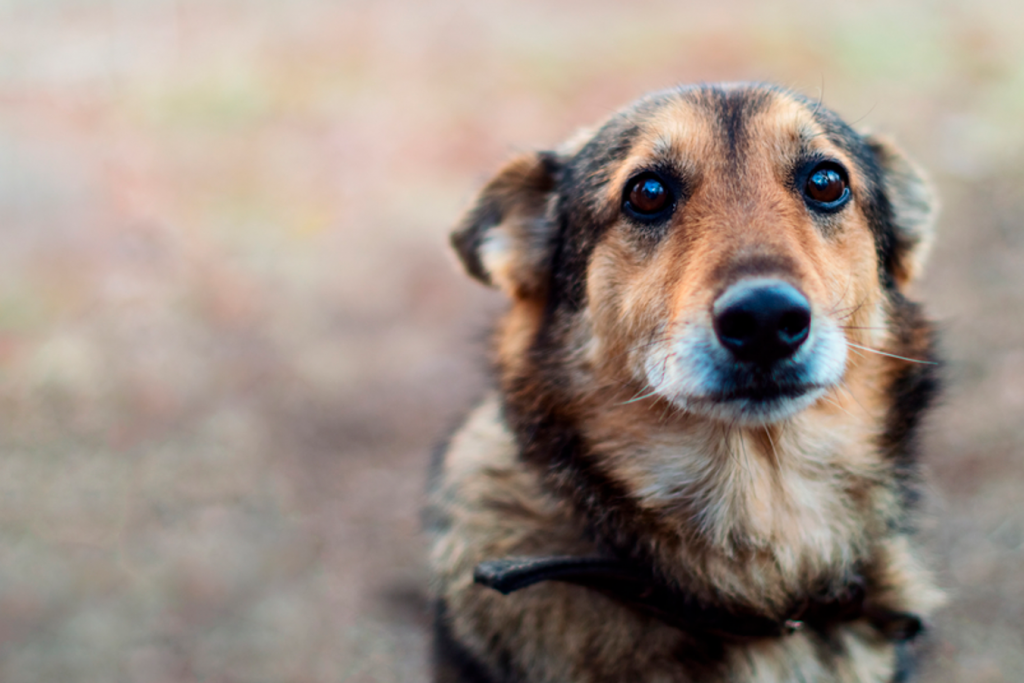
[453,84,934,426]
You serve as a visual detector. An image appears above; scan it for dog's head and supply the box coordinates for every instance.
[452,83,935,426]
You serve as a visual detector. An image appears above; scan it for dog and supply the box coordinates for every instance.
[426,82,944,683]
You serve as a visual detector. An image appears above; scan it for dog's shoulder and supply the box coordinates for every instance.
[427,396,694,683]
[426,393,590,572]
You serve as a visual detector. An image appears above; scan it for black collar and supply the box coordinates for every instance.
[474,556,922,643]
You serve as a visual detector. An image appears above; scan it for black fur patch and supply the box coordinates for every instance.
[433,600,501,683]
[500,382,672,578]
[879,293,943,524]
[693,85,774,160]
[547,119,642,311]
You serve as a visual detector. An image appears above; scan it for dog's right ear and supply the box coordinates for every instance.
[450,151,561,299]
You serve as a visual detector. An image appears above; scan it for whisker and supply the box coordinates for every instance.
[724,422,738,465]
[818,393,859,420]
[847,101,878,128]
[837,382,873,418]
[828,303,856,315]
[602,330,676,364]
[846,342,937,365]
[736,424,753,476]
[619,387,662,405]
[658,395,676,424]
[825,286,870,322]
[824,272,853,316]
[836,300,868,322]
[811,76,825,118]
[763,425,780,468]
[617,348,676,405]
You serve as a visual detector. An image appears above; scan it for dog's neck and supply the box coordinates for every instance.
[500,361,892,614]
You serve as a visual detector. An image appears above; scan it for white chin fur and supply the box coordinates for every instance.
[673,387,829,426]
[638,323,848,426]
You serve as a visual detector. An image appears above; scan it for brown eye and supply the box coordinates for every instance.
[804,164,849,207]
[625,174,673,217]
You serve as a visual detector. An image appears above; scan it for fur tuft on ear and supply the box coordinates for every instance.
[866,135,938,287]
[450,151,561,299]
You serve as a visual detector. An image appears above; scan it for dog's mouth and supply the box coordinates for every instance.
[707,358,827,399]
[710,382,824,404]
[687,376,830,424]
[640,325,847,425]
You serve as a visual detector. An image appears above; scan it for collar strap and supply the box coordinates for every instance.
[473,556,922,643]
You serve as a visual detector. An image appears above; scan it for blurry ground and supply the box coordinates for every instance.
[0,0,1022,681]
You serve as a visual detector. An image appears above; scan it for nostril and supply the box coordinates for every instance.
[778,309,811,345]
[718,310,758,344]
[712,280,812,365]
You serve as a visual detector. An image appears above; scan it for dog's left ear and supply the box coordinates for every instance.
[450,151,561,299]
[865,135,937,288]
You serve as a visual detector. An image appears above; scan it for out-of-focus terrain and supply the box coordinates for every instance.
[0,1,1021,681]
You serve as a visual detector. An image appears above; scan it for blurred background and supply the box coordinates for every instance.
[0,0,1021,681]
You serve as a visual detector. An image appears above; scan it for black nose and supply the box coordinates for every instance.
[713,280,811,365]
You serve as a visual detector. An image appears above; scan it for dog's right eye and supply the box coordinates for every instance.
[623,173,675,220]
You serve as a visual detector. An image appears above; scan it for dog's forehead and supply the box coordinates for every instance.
[637,88,839,164]
[663,91,818,149]
[581,86,851,168]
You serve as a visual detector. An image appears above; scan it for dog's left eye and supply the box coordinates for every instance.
[804,162,850,210]
[624,173,674,219]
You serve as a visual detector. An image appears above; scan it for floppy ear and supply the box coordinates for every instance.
[450,151,561,299]
[865,135,937,288]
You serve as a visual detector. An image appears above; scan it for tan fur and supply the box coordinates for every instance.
[430,84,942,683]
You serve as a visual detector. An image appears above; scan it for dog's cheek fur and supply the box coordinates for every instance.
[585,231,676,388]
